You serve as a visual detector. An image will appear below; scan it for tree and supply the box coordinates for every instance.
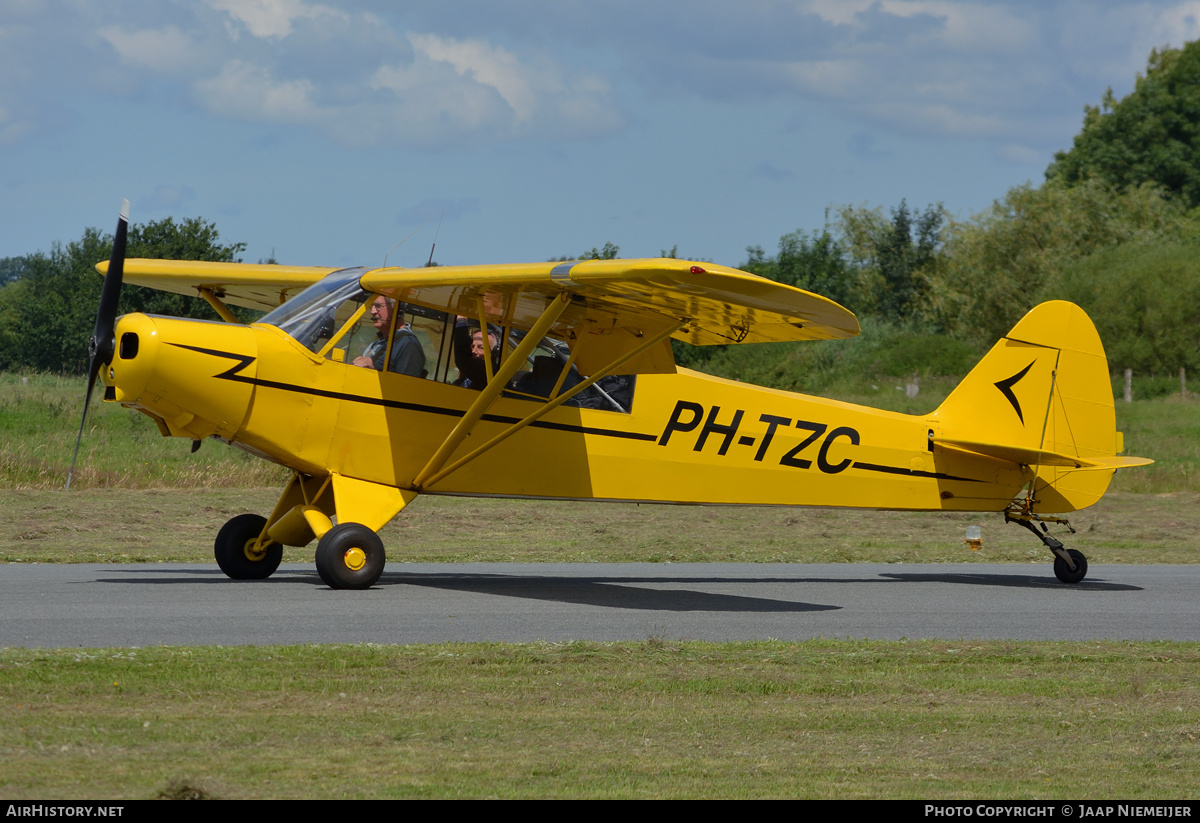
[579,242,619,260]
[931,179,1192,343]
[1041,239,1200,374]
[831,200,946,321]
[744,229,855,308]
[547,242,620,263]
[0,256,29,286]
[1046,41,1200,207]
[0,217,246,373]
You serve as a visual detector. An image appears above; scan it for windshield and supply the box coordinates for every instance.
[258,267,368,352]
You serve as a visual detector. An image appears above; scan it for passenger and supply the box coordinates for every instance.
[453,326,497,389]
[353,295,425,377]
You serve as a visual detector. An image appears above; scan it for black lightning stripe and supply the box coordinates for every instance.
[166,343,658,442]
[994,361,1035,424]
[851,461,982,483]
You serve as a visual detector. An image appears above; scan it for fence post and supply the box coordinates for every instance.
[1124,369,1132,403]
[1182,367,1187,400]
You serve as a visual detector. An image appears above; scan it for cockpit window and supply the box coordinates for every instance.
[258,267,441,379]
[260,271,634,408]
[258,267,368,353]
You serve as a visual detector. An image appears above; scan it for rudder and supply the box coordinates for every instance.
[931,301,1121,512]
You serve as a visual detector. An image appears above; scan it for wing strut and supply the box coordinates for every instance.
[411,292,571,489]
[419,319,685,490]
[197,288,240,323]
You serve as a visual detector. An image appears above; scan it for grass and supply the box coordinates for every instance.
[0,372,287,490]
[1,489,1197,565]
[0,640,1196,799]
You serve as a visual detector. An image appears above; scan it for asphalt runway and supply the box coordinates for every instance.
[2,561,1198,647]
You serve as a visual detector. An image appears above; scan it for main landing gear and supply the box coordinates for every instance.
[1004,508,1087,584]
[212,472,412,590]
[214,512,388,589]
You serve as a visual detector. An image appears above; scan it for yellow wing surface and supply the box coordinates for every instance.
[98,259,340,313]
[107,257,860,375]
[361,258,858,347]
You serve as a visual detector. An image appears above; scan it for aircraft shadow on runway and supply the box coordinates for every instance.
[97,568,837,612]
[877,572,1141,592]
[98,566,1143,612]
[394,575,839,613]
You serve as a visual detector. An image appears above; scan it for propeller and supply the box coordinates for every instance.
[66,199,129,491]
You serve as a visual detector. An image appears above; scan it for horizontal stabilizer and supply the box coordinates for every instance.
[936,438,1153,471]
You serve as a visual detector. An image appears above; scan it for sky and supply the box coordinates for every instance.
[3,0,1200,271]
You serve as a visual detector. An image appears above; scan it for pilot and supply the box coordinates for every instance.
[453,327,497,389]
[353,295,425,377]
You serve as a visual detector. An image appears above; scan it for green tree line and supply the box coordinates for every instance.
[0,218,245,373]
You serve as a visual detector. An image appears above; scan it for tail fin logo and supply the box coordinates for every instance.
[994,361,1035,425]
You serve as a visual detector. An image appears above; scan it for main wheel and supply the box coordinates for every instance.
[214,513,283,580]
[1053,549,1088,584]
[315,523,385,589]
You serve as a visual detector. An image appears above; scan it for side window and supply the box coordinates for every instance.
[503,330,637,413]
[395,304,449,381]
[317,294,372,362]
[444,319,502,390]
[334,301,378,365]
[432,295,636,411]
[332,296,430,379]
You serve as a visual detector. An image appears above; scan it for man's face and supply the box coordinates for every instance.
[369,296,392,333]
[470,331,494,359]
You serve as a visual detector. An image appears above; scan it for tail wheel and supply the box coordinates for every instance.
[215,513,283,580]
[315,523,385,590]
[1053,549,1089,585]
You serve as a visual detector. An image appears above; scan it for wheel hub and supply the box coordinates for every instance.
[343,547,367,571]
[243,539,267,562]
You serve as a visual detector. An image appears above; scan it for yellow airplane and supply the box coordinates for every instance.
[72,204,1151,588]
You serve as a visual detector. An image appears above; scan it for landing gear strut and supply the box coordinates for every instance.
[1005,510,1087,584]
[214,513,283,580]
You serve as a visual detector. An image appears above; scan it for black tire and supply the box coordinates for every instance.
[1053,549,1088,584]
[214,513,283,580]
[315,523,385,589]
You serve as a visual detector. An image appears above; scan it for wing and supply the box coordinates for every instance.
[361,258,859,347]
[97,259,341,313]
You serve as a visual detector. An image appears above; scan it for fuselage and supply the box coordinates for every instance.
[103,311,1035,513]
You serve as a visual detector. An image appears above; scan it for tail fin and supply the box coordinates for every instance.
[931,301,1149,512]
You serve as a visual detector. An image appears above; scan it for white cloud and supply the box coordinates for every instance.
[7,0,1200,155]
[877,1,1035,51]
[208,0,342,39]
[196,60,316,123]
[408,33,540,121]
[1149,1,1200,45]
[366,32,620,144]
[99,25,205,73]
[806,0,871,26]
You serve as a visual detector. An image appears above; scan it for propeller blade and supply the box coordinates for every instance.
[67,199,129,491]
